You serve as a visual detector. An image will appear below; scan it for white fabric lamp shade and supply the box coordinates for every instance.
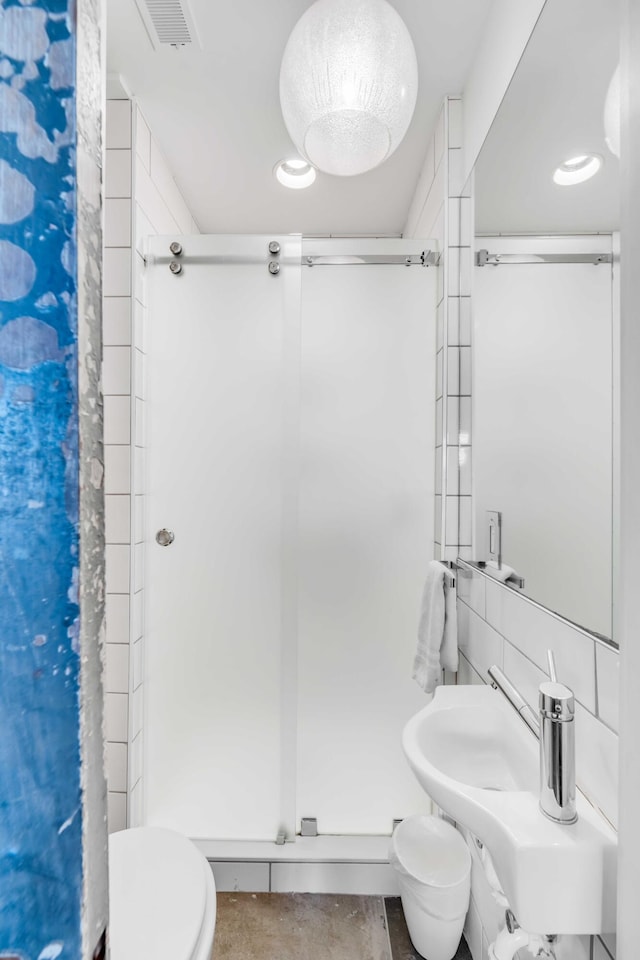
[279,0,418,177]
[604,65,620,158]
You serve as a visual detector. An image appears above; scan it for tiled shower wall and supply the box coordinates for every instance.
[457,560,618,960]
[103,93,199,833]
[403,96,473,563]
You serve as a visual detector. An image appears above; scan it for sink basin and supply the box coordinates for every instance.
[402,685,617,934]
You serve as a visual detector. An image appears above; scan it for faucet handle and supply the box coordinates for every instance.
[541,649,574,719]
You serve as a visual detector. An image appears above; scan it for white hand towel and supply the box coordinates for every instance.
[412,560,458,693]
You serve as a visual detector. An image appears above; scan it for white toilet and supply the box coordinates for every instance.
[109,827,216,960]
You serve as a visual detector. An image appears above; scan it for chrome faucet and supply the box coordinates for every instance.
[539,650,577,824]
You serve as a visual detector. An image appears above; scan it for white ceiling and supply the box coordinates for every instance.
[475,0,620,235]
[106,0,493,236]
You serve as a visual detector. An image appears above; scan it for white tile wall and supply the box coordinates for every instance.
[456,560,620,956]
[103,96,200,831]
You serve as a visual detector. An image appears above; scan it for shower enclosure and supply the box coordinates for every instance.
[143,235,437,842]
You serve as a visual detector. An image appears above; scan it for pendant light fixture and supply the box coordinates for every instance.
[279,0,418,177]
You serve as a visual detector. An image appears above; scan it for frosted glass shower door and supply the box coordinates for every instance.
[144,235,300,839]
[296,253,436,834]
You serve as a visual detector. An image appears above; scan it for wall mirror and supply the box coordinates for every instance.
[468,0,620,642]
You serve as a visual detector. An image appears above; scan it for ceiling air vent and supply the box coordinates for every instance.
[134,0,201,50]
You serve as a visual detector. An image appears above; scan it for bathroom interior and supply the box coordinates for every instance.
[0,0,636,957]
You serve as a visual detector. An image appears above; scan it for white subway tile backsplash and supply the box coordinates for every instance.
[447,198,472,247]
[105,148,132,199]
[596,644,620,732]
[502,640,546,712]
[459,446,472,496]
[575,703,618,828]
[436,348,443,399]
[106,643,130,694]
[107,791,127,834]
[484,580,503,633]
[457,603,503,680]
[447,347,460,395]
[106,100,131,149]
[447,245,472,297]
[106,544,130,594]
[103,247,132,297]
[104,395,131,445]
[434,495,442,544]
[446,446,459,496]
[459,397,471,445]
[458,567,486,618]
[458,298,471,346]
[457,652,483,685]
[103,297,131,346]
[106,742,128,793]
[103,346,131,396]
[444,496,459,545]
[105,494,131,544]
[489,587,597,713]
[106,593,130,645]
[104,198,132,248]
[459,347,471,395]
[105,692,129,742]
[446,398,459,446]
[104,445,131,495]
[459,496,472,546]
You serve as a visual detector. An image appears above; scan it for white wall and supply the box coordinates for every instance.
[103,94,199,832]
[404,97,474,565]
[457,560,618,960]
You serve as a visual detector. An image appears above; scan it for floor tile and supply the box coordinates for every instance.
[213,892,390,960]
[384,897,471,960]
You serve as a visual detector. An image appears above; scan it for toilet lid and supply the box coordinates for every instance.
[109,827,213,960]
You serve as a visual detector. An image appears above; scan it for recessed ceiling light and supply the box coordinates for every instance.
[274,158,316,189]
[553,154,602,186]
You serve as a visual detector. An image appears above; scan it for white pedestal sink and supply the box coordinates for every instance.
[402,685,617,935]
